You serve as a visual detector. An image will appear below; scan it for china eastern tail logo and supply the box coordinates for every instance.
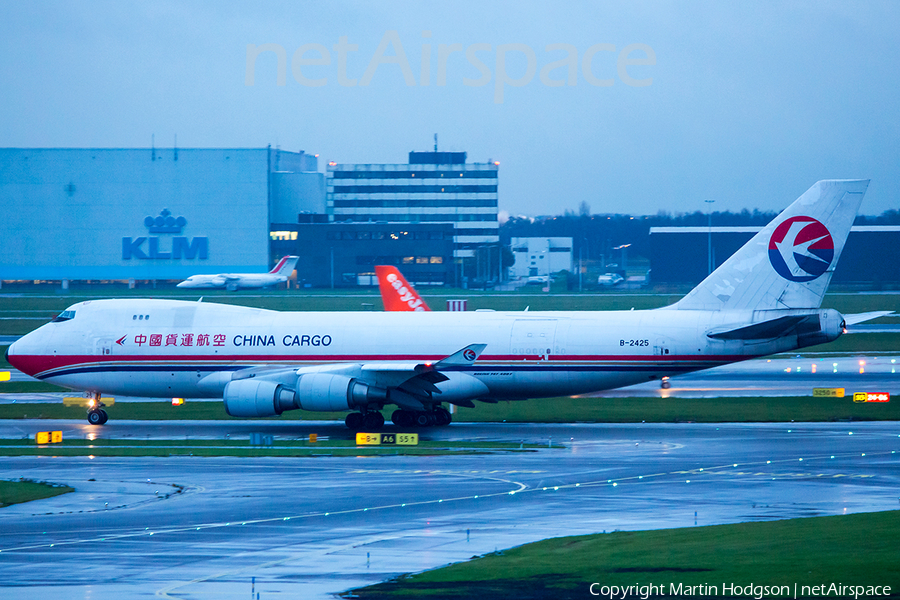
[768,216,834,282]
[463,349,478,362]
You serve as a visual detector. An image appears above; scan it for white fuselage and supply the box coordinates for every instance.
[7,298,841,400]
[176,274,287,289]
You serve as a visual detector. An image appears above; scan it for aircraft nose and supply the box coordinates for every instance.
[6,333,39,377]
[6,337,22,371]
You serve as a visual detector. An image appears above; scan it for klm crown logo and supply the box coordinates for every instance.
[123,208,208,261]
[145,208,187,234]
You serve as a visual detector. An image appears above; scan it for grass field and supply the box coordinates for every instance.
[0,438,545,457]
[0,479,73,507]
[0,394,897,423]
[348,510,900,599]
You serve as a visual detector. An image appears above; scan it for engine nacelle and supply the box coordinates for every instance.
[223,379,295,417]
[294,373,387,412]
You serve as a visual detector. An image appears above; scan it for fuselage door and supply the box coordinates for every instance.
[653,339,671,356]
[93,338,114,356]
[510,319,557,360]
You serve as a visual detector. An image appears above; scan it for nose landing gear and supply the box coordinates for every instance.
[86,393,108,425]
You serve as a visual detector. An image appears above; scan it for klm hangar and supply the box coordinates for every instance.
[0,147,324,288]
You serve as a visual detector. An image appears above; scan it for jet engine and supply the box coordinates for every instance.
[223,379,295,418]
[223,373,388,417]
[294,373,388,412]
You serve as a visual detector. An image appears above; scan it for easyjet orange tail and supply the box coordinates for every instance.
[375,266,431,311]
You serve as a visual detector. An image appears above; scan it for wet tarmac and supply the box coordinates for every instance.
[0,420,898,599]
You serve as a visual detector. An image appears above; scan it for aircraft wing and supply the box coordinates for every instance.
[204,344,488,410]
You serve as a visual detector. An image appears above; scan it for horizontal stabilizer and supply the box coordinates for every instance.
[843,311,894,326]
[707,314,821,340]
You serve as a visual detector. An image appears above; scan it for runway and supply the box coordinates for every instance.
[603,353,900,398]
[0,420,898,599]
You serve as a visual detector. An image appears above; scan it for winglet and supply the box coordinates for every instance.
[435,343,487,367]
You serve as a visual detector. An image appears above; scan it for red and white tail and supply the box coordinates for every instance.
[375,266,431,312]
[269,256,299,275]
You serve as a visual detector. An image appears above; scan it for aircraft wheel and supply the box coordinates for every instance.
[661,380,671,389]
[363,411,384,430]
[435,407,452,426]
[98,409,109,425]
[391,410,408,427]
[414,412,431,427]
[87,409,105,425]
[345,412,364,431]
[399,410,416,428]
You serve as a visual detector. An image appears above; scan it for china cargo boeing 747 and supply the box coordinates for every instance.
[7,180,887,429]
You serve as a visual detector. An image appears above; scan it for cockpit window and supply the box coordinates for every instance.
[51,310,76,323]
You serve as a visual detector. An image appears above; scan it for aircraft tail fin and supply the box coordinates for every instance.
[672,179,868,311]
[270,256,299,276]
[375,265,431,312]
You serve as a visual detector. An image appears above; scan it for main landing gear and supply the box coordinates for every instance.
[342,406,453,430]
[345,411,385,431]
[86,393,108,425]
[390,407,452,428]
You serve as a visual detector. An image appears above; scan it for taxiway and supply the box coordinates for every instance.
[0,421,898,599]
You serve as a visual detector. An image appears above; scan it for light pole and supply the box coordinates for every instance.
[705,199,715,275]
[612,243,631,273]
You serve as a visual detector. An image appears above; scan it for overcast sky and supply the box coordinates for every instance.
[2,1,898,216]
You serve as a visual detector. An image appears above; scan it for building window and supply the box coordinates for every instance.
[270,231,298,241]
